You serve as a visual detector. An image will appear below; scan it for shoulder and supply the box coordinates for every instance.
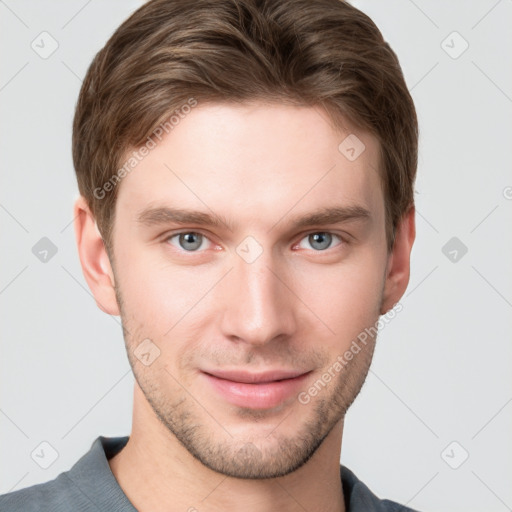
[0,435,131,512]
[0,472,88,512]
[341,465,421,512]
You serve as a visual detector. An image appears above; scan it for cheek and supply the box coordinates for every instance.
[114,251,181,329]
[292,251,385,346]
[114,254,209,384]
[114,247,222,342]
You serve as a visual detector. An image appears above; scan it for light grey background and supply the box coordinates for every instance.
[1,1,511,510]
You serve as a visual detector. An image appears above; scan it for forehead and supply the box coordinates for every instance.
[115,102,383,230]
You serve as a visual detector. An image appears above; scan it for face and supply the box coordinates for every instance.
[108,102,391,479]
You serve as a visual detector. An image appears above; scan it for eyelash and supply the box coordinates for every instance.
[164,230,347,254]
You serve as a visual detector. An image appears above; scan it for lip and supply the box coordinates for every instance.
[201,369,311,410]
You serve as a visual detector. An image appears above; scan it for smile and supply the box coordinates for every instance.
[201,369,312,410]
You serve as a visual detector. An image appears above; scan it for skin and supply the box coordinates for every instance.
[74,102,415,512]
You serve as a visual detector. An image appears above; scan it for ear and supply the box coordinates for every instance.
[380,205,416,314]
[73,196,120,316]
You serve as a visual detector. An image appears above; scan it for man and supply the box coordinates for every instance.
[0,0,419,510]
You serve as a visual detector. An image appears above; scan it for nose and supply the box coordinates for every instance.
[219,250,297,347]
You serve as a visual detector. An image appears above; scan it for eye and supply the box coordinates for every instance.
[166,232,211,252]
[297,232,343,251]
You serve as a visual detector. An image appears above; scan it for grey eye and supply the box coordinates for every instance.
[297,232,343,252]
[168,232,206,251]
[308,232,333,251]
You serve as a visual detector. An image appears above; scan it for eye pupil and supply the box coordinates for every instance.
[309,232,332,251]
[179,232,202,251]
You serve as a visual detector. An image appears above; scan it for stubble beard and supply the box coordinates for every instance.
[114,282,377,480]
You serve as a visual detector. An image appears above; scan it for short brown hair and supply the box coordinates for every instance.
[73,0,418,252]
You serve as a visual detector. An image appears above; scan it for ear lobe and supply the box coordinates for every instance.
[73,196,120,316]
[380,206,416,315]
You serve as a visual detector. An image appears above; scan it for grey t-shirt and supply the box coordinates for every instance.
[0,436,419,511]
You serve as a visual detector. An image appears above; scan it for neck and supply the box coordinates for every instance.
[108,383,345,512]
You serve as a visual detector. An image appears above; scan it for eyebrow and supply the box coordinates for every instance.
[136,205,371,232]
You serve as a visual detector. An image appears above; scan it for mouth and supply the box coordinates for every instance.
[200,369,312,410]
